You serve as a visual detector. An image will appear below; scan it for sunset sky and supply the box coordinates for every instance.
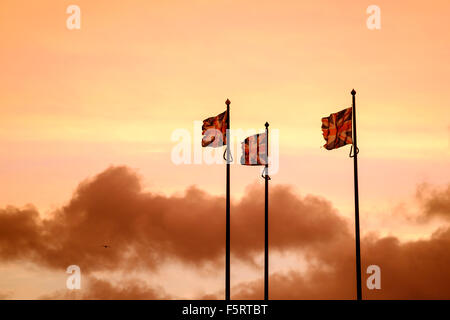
[0,0,449,299]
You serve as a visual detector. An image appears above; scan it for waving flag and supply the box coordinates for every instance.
[202,110,227,147]
[321,90,363,300]
[240,123,271,300]
[321,107,353,150]
[240,132,268,165]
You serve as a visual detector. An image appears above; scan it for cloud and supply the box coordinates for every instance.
[0,166,347,272]
[205,227,450,300]
[41,276,169,300]
[416,184,450,221]
[0,166,449,299]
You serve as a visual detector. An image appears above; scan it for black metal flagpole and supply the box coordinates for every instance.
[351,89,362,300]
[264,122,269,300]
[225,98,231,300]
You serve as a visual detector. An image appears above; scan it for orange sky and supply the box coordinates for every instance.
[0,0,449,299]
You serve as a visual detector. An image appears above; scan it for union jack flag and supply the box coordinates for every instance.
[241,132,268,166]
[321,107,353,150]
[202,110,227,147]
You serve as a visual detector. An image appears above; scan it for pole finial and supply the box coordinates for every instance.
[351,89,356,96]
[265,122,269,128]
[225,99,231,106]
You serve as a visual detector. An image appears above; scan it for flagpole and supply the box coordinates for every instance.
[225,98,231,300]
[264,122,269,300]
[351,89,362,300]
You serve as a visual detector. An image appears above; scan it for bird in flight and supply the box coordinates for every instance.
[101,245,111,249]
